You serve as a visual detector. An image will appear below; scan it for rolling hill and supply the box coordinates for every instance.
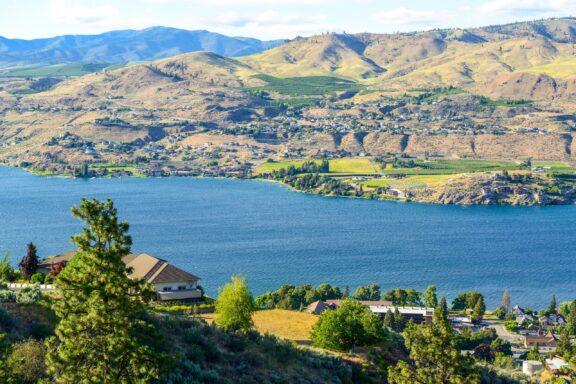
[0,27,284,68]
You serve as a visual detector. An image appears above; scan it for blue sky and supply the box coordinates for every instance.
[1,0,575,40]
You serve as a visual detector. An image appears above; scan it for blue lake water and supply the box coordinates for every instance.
[0,166,574,308]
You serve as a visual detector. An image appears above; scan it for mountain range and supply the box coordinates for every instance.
[0,27,284,68]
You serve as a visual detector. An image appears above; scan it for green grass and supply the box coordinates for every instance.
[382,159,522,176]
[0,62,127,77]
[329,158,379,174]
[251,74,362,96]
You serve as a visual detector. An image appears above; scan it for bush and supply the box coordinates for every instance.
[6,339,47,383]
[16,285,40,304]
[503,321,519,333]
[492,307,506,320]
[0,290,16,303]
[30,273,46,284]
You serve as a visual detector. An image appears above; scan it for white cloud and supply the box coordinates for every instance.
[49,0,119,25]
[185,10,343,39]
[478,0,576,17]
[373,8,455,30]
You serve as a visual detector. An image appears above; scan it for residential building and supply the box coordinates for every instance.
[37,251,201,301]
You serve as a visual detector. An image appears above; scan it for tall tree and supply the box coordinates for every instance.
[388,320,480,383]
[434,297,450,329]
[556,327,573,360]
[215,275,256,333]
[549,295,557,315]
[46,198,163,384]
[472,297,486,323]
[18,242,39,281]
[567,300,576,335]
[502,289,510,313]
[423,285,438,308]
[384,309,396,330]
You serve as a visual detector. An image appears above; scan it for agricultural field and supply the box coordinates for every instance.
[251,74,362,96]
[0,62,127,77]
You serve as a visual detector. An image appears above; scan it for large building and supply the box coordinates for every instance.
[37,251,201,301]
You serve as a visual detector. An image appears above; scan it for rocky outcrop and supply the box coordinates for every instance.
[359,133,573,161]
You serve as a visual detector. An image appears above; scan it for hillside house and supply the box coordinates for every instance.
[525,330,557,351]
[37,251,201,301]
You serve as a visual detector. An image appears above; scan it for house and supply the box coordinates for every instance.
[512,305,525,316]
[369,305,435,325]
[516,314,534,326]
[306,300,392,315]
[525,330,557,350]
[37,251,201,301]
[540,314,566,328]
[546,356,569,376]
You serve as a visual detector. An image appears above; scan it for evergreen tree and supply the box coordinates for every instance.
[342,285,350,298]
[393,307,405,332]
[388,320,480,383]
[567,300,576,335]
[46,198,163,384]
[472,297,486,323]
[502,289,510,313]
[556,327,573,360]
[18,242,39,281]
[384,309,396,330]
[423,285,438,308]
[215,275,256,333]
[434,297,451,329]
[549,295,557,315]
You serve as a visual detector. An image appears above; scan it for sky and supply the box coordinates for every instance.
[1,0,575,40]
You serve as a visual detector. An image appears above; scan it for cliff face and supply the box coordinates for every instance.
[353,133,573,161]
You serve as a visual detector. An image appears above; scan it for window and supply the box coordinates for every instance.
[163,287,172,292]
[177,286,187,291]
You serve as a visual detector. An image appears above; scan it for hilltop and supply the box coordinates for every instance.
[0,26,284,68]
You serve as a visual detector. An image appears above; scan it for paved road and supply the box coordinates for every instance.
[485,320,524,345]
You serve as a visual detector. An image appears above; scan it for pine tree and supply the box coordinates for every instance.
[18,242,38,281]
[384,309,396,330]
[556,327,573,360]
[472,297,486,323]
[342,285,350,298]
[548,295,557,315]
[567,300,576,335]
[423,285,438,308]
[434,297,450,330]
[393,307,405,332]
[46,198,164,384]
[502,289,510,313]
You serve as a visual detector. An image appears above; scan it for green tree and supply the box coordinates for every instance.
[525,343,544,363]
[556,327,573,360]
[567,300,576,335]
[18,242,39,281]
[0,252,14,282]
[502,289,510,313]
[353,283,381,301]
[384,309,396,330]
[388,321,480,384]
[423,285,438,308]
[215,275,256,333]
[311,299,385,351]
[393,307,406,332]
[434,297,450,329]
[472,297,486,323]
[46,198,163,384]
[549,294,557,315]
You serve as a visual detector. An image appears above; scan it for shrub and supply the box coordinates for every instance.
[30,273,46,284]
[6,339,47,383]
[504,321,519,333]
[0,290,16,303]
[16,285,40,304]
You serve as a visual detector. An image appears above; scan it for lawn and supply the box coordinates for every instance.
[200,309,317,344]
[256,160,313,174]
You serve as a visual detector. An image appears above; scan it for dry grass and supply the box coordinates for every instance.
[199,309,318,344]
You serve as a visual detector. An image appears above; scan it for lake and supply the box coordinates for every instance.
[0,166,574,308]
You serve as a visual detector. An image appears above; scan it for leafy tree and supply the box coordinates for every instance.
[48,261,65,277]
[451,292,484,312]
[311,299,385,351]
[524,343,544,363]
[393,307,406,332]
[18,242,39,281]
[0,252,14,282]
[502,289,510,313]
[472,343,494,362]
[46,198,163,384]
[423,285,438,308]
[382,288,422,306]
[490,337,512,356]
[492,306,506,320]
[352,283,381,301]
[215,275,256,333]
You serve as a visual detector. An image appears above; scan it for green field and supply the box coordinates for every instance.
[251,74,362,96]
[0,62,127,77]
